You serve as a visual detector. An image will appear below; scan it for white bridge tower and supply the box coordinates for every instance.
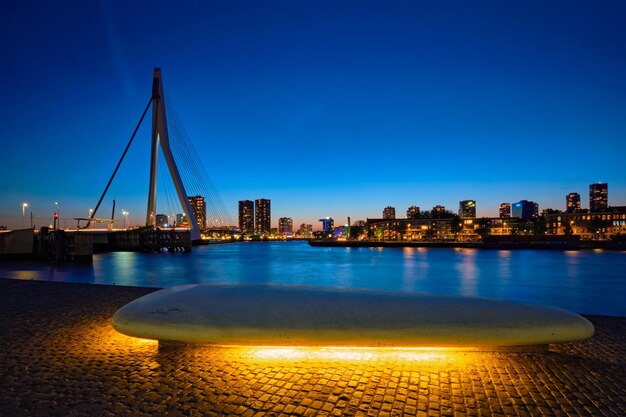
[146,68,201,241]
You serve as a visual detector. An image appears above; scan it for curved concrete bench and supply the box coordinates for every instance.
[112,283,594,348]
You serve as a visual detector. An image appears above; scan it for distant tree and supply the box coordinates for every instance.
[450,215,462,240]
[396,222,408,241]
[476,218,491,240]
[562,221,573,236]
[349,225,364,240]
[588,218,610,239]
[533,218,548,236]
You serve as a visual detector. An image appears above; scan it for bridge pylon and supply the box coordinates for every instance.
[146,68,201,241]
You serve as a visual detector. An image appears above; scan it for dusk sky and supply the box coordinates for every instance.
[1,1,625,229]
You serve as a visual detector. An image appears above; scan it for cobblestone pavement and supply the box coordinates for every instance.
[1,278,624,417]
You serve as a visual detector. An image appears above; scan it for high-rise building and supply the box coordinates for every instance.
[566,193,581,213]
[298,223,313,238]
[156,214,169,228]
[499,203,511,218]
[175,213,187,227]
[589,182,608,212]
[278,217,293,235]
[459,200,476,219]
[319,217,334,234]
[188,195,206,229]
[432,205,446,218]
[383,206,396,219]
[512,200,536,220]
[255,199,271,233]
[406,205,420,219]
[238,200,254,232]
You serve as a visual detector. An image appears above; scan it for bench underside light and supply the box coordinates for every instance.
[112,283,595,350]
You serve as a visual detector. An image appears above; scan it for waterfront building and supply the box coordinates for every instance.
[319,217,334,235]
[238,200,254,232]
[499,203,511,218]
[544,206,626,237]
[188,195,206,229]
[298,223,313,238]
[459,200,476,219]
[431,205,446,218]
[406,205,420,219]
[383,206,396,219]
[566,193,581,213]
[278,217,293,235]
[255,199,271,234]
[512,200,536,220]
[589,182,608,212]
[156,214,168,228]
[175,213,187,227]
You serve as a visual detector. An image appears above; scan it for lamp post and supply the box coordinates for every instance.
[22,203,28,228]
[89,208,94,228]
[122,210,129,229]
[55,202,60,230]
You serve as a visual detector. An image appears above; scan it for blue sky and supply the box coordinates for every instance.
[1,1,625,229]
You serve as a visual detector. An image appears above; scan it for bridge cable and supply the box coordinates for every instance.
[163,95,233,226]
[169,101,232,226]
[85,96,153,228]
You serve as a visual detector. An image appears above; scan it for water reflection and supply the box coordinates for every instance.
[1,241,625,316]
[498,250,511,284]
[564,251,580,280]
[456,249,478,296]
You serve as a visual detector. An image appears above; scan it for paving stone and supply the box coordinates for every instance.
[1,279,625,417]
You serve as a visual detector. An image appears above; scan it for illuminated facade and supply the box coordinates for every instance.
[406,205,420,219]
[512,200,536,220]
[175,213,187,227]
[383,206,396,219]
[431,205,446,218]
[238,200,254,232]
[589,182,608,212]
[156,214,168,228]
[188,195,206,229]
[499,203,511,218]
[319,217,334,234]
[255,199,271,234]
[545,206,626,238]
[278,217,293,235]
[459,200,476,219]
[298,223,313,238]
[566,193,581,213]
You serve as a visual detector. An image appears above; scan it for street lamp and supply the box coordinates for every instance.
[122,210,129,229]
[54,202,60,229]
[22,203,28,228]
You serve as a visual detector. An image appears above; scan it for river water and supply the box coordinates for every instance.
[1,241,624,316]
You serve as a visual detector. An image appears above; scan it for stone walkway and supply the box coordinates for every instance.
[1,278,624,417]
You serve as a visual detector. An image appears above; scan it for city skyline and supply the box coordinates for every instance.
[2,1,626,229]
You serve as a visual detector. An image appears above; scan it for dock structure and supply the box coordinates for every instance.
[1,227,191,262]
[79,227,192,254]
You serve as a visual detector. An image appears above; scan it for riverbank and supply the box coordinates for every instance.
[308,238,626,250]
[1,278,625,416]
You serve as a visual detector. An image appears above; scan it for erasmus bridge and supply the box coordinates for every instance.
[83,68,232,242]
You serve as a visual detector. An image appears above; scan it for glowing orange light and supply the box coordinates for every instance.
[233,346,469,364]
